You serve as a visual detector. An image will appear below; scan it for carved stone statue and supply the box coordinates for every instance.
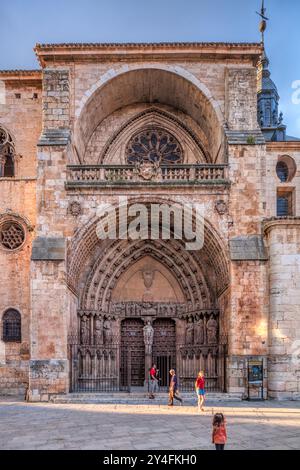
[94,316,104,345]
[185,316,194,345]
[103,316,113,345]
[80,316,89,345]
[206,315,218,344]
[143,320,154,355]
[194,315,204,344]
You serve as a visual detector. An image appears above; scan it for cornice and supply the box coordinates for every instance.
[0,70,42,82]
[266,141,300,152]
[34,42,263,67]
[263,217,300,234]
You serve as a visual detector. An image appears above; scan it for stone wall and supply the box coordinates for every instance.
[0,76,41,395]
[42,70,70,130]
[225,68,259,131]
[266,220,300,400]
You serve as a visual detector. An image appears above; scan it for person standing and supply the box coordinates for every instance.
[168,369,183,406]
[149,364,158,399]
[212,413,227,450]
[195,370,206,412]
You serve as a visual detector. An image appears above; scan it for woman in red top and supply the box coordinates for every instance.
[195,370,205,412]
[212,413,227,450]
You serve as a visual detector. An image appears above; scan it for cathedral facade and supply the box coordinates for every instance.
[0,42,299,401]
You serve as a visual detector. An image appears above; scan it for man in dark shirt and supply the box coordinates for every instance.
[168,369,183,406]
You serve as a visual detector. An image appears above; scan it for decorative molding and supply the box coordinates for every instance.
[263,217,300,234]
[68,201,82,217]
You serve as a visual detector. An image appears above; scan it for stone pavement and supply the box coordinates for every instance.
[0,398,299,450]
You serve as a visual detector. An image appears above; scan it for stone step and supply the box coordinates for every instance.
[50,392,243,404]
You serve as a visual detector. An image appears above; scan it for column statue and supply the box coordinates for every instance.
[103,316,113,345]
[206,315,218,344]
[185,316,194,345]
[143,320,154,355]
[194,314,204,344]
[94,316,104,345]
[80,316,89,345]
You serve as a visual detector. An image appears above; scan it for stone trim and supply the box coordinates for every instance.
[229,235,268,261]
[38,128,71,147]
[0,70,42,81]
[35,42,262,66]
[266,141,300,152]
[65,180,230,190]
[31,237,66,261]
[225,129,265,145]
[263,217,300,234]
[36,41,262,49]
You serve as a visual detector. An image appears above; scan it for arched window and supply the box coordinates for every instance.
[0,126,15,177]
[2,309,21,342]
[277,189,294,217]
[3,149,14,177]
[126,128,183,165]
[276,161,289,182]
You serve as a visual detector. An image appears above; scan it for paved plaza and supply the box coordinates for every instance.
[0,398,299,450]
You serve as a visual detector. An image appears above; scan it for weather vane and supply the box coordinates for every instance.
[256,0,269,44]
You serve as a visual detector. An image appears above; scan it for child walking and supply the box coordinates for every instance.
[212,413,227,450]
[195,370,205,412]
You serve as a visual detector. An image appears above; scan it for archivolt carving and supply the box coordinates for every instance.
[67,198,230,297]
[81,239,211,311]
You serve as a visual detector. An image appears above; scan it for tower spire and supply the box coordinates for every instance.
[256,0,269,45]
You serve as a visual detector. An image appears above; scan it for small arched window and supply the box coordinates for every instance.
[276,161,289,182]
[0,126,15,178]
[2,309,21,342]
[3,150,14,177]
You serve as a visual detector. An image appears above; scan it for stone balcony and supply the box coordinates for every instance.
[65,164,229,188]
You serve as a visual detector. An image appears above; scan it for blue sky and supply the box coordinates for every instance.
[1,0,299,137]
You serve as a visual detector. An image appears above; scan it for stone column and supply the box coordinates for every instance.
[265,219,300,400]
[29,238,69,402]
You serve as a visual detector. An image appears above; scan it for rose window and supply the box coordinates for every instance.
[0,221,25,250]
[126,129,183,165]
